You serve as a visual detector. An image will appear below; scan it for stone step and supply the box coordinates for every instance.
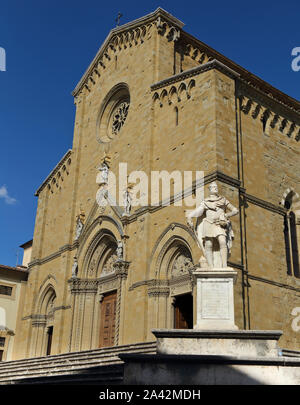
[0,341,156,367]
[1,364,124,385]
[0,341,156,384]
[0,341,156,369]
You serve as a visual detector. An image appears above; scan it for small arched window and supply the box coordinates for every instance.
[283,194,300,278]
[174,106,178,126]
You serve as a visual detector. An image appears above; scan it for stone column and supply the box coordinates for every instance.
[192,266,238,330]
[113,260,130,346]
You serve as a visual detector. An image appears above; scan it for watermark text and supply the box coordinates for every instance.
[291,47,300,72]
[0,47,6,71]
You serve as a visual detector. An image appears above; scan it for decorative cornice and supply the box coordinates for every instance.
[179,30,300,115]
[239,92,300,142]
[35,149,72,196]
[151,59,240,91]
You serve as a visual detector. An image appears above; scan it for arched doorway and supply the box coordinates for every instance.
[168,246,194,329]
[69,227,129,351]
[41,288,56,356]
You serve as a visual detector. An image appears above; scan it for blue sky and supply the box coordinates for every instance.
[0,0,299,266]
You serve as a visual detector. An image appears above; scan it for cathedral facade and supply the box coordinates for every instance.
[12,8,300,360]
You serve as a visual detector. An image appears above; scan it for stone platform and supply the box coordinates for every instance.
[152,329,283,357]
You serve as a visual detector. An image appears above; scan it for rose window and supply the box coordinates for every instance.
[97,84,130,144]
[111,101,129,135]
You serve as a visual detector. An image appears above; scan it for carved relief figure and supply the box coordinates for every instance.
[172,253,193,278]
[102,253,118,276]
[187,182,238,268]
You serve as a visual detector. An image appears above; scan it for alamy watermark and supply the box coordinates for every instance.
[291,47,300,72]
[0,47,6,71]
[291,307,300,332]
[95,162,204,212]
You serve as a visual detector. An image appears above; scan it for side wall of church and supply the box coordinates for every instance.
[237,85,300,349]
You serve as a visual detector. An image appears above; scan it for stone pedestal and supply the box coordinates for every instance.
[193,267,238,330]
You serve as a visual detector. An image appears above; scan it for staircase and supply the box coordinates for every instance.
[0,341,157,384]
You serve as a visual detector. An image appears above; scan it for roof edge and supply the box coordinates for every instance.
[35,149,72,197]
[19,239,33,249]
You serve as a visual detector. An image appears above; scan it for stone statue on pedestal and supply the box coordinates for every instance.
[187,182,238,268]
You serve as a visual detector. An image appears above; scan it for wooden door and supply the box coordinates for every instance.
[174,294,193,329]
[99,291,117,347]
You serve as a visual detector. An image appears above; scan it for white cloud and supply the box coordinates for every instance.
[0,185,17,205]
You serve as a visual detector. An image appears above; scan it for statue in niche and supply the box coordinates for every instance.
[71,256,78,278]
[97,152,111,186]
[75,209,85,240]
[123,182,134,215]
[116,240,123,261]
[186,182,238,268]
[98,162,109,184]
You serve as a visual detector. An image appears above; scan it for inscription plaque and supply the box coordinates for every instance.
[201,280,230,319]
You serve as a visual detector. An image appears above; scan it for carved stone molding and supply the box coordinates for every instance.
[69,261,129,296]
[151,59,240,92]
[147,273,194,298]
[156,17,180,41]
[239,94,300,142]
[68,279,98,295]
[183,42,214,66]
[152,78,196,107]
[113,260,130,277]
[147,279,170,297]
[31,314,47,328]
